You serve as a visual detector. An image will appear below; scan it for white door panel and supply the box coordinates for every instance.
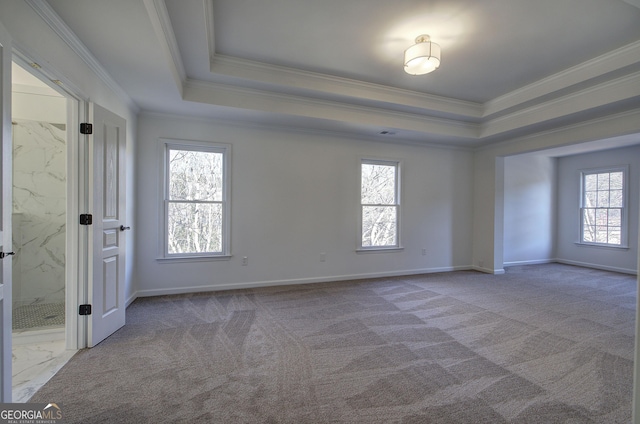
[88,103,126,347]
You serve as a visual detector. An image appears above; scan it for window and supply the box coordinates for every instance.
[580,167,627,247]
[162,140,230,259]
[360,159,401,249]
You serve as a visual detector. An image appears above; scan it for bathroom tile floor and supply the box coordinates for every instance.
[12,338,76,403]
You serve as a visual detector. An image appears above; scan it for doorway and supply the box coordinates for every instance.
[10,60,76,401]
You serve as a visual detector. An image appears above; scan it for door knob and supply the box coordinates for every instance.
[120,225,131,231]
[0,252,15,259]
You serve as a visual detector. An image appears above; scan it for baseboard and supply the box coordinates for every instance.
[471,266,506,275]
[554,259,638,275]
[126,292,138,307]
[137,265,474,297]
[503,259,555,267]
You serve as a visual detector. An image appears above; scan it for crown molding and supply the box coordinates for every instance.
[204,0,216,61]
[477,108,640,154]
[482,71,640,138]
[183,79,479,140]
[484,39,640,118]
[139,110,475,151]
[143,0,186,95]
[210,55,482,120]
[25,0,136,110]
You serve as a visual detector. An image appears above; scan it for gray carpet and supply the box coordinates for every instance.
[31,264,636,423]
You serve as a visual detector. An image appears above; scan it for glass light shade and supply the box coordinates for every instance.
[404,39,441,75]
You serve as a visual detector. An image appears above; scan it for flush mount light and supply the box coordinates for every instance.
[404,34,441,75]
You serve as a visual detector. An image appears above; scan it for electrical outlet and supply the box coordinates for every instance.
[242,256,248,266]
[320,252,326,262]
[421,248,426,256]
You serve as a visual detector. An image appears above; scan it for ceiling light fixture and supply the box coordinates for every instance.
[404,34,441,75]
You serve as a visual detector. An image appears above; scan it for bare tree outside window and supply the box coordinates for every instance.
[166,146,228,256]
[361,161,399,247]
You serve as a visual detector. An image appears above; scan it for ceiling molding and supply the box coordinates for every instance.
[210,55,482,120]
[183,79,479,140]
[25,0,135,109]
[142,0,186,96]
[478,108,640,154]
[482,71,640,138]
[484,39,640,118]
[139,110,475,151]
[204,0,216,61]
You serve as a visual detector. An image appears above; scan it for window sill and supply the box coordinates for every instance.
[356,247,404,254]
[573,242,629,251]
[156,255,233,263]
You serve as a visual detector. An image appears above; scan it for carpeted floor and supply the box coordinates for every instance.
[31,264,636,423]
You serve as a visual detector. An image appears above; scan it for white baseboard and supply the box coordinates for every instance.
[503,259,555,267]
[471,266,505,275]
[136,265,474,297]
[554,259,637,275]
[126,292,138,307]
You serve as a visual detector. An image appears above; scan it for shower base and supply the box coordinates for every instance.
[13,303,65,330]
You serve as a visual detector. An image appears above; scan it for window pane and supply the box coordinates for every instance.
[595,209,608,225]
[361,163,396,205]
[597,174,609,191]
[583,208,595,225]
[597,191,609,207]
[609,209,621,226]
[610,172,623,189]
[608,229,621,245]
[168,202,222,254]
[584,191,597,207]
[582,224,595,242]
[584,174,597,191]
[362,206,397,247]
[595,228,608,243]
[170,149,223,201]
[610,189,623,207]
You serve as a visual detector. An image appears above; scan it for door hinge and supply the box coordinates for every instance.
[79,214,93,225]
[79,304,92,316]
[80,123,93,134]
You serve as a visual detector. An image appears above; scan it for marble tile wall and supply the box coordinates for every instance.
[12,120,66,307]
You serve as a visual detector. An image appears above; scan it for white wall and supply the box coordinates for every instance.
[503,154,556,265]
[135,113,474,295]
[556,145,640,274]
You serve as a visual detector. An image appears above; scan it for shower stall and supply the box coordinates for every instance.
[11,119,67,333]
[11,64,68,337]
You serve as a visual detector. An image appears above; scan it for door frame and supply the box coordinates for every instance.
[12,51,87,351]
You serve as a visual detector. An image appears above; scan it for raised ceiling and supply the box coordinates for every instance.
[41,0,640,148]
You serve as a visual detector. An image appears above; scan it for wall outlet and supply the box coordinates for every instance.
[242,256,248,266]
[320,252,326,262]
[421,248,426,256]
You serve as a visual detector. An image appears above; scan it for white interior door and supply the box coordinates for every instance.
[0,19,12,402]
[88,103,126,347]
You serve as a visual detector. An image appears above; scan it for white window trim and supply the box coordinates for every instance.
[358,158,403,252]
[578,165,629,249]
[157,138,232,261]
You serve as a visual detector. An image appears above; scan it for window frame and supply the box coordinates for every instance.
[158,139,231,261]
[578,165,629,249]
[358,158,402,252]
